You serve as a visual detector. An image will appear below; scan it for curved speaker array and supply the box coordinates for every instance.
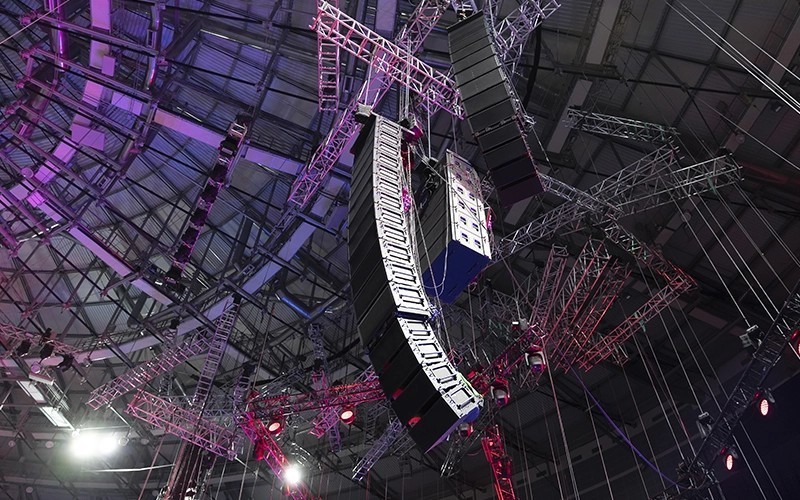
[349,114,482,452]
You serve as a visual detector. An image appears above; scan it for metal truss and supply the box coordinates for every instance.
[576,220,695,368]
[288,0,450,208]
[679,285,800,494]
[530,246,569,330]
[240,411,315,500]
[559,263,630,366]
[499,148,741,259]
[317,0,340,112]
[547,240,613,347]
[126,390,240,459]
[192,299,240,405]
[313,1,460,117]
[565,107,680,145]
[87,329,211,409]
[307,323,342,452]
[352,417,404,481]
[481,424,517,500]
[0,323,82,360]
[248,378,384,417]
[493,0,562,76]
[467,321,547,396]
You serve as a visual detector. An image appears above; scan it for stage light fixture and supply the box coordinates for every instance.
[757,389,775,417]
[71,430,119,459]
[525,348,546,373]
[457,422,473,438]
[491,379,510,407]
[696,412,713,438]
[339,407,356,425]
[723,447,738,471]
[267,415,284,435]
[283,464,302,486]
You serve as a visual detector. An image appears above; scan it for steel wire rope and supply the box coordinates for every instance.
[628,325,688,463]
[620,363,668,493]
[607,372,652,497]
[631,254,771,498]
[683,193,778,321]
[513,400,537,500]
[637,310,698,457]
[582,380,615,499]
[687,0,800,86]
[714,191,792,294]
[567,362,684,490]
[541,397,568,500]
[545,359,581,499]
[692,194,781,318]
[734,185,800,268]
[664,0,800,115]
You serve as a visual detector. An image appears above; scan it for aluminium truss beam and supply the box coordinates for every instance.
[498,149,741,259]
[240,411,314,500]
[317,0,341,111]
[352,417,405,481]
[312,1,461,119]
[87,330,210,409]
[482,424,517,500]
[307,323,342,452]
[287,0,450,214]
[126,390,239,459]
[493,0,562,76]
[683,285,800,488]
[192,299,240,406]
[565,107,679,145]
[248,378,384,417]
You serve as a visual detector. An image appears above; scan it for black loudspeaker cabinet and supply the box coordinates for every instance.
[447,13,544,206]
[348,115,483,452]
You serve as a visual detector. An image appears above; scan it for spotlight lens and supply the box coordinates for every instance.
[340,408,355,423]
[267,421,282,434]
[71,432,117,459]
[284,464,302,485]
[725,453,734,471]
[759,398,769,416]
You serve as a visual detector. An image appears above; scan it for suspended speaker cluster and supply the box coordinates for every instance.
[349,113,482,452]
[164,118,248,286]
[447,13,544,206]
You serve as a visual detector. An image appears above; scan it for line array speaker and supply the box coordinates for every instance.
[448,13,544,206]
[349,114,483,451]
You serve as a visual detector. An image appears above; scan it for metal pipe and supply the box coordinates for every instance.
[145,2,164,90]
[276,289,311,319]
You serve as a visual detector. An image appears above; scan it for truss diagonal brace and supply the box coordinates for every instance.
[288,0,451,208]
[312,1,461,118]
[126,390,239,459]
[565,107,680,145]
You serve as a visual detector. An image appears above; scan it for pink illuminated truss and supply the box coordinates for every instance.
[312,1,461,117]
[309,366,376,444]
[317,0,340,111]
[466,322,547,396]
[240,412,315,500]
[126,389,240,459]
[288,0,451,208]
[247,378,384,418]
[481,424,517,500]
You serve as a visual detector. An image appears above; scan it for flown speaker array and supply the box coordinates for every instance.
[448,13,544,206]
[349,113,482,451]
[418,150,492,303]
